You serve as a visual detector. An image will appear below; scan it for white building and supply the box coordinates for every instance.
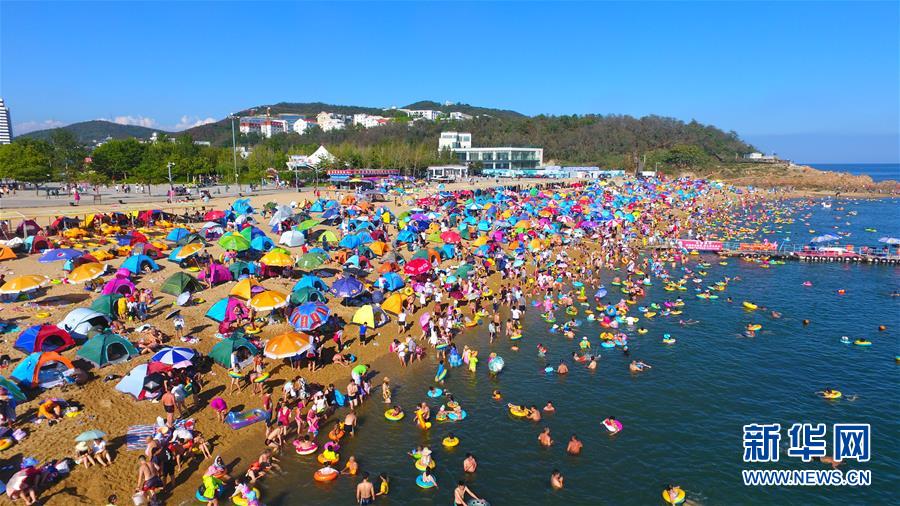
[427,165,469,180]
[438,131,472,151]
[352,114,390,129]
[0,98,11,144]
[405,109,442,121]
[287,145,335,170]
[743,152,778,162]
[449,111,473,121]
[316,112,351,132]
[292,118,318,135]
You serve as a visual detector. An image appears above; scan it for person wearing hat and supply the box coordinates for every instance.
[75,441,96,467]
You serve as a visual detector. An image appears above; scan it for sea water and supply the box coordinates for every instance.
[804,163,900,182]
[264,199,899,505]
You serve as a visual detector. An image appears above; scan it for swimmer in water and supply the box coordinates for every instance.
[679,319,700,326]
[816,455,843,469]
[665,485,681,503]
[463,453,478,473]
[538,427,553,447]
[557,361,569,374]
[566,435,583,455]
[629,360,651,373]
[550,469,564,490]
[771,311,782,319]
[543,401,555,413]
[587,356,597,370]
[492,389,502,400]
[527,405,542,422]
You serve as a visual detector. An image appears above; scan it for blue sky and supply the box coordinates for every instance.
[2,1,898,162]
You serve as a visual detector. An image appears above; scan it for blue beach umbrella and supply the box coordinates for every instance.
[151,347,197,365]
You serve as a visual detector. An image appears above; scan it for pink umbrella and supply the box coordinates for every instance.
[419,312,431,329]
[404,258,431,276]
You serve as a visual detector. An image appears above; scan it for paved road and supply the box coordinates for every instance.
[0,183,300,210]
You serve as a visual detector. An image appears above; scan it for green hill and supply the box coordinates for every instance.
[401,100,526,120]
[18,120,164,144]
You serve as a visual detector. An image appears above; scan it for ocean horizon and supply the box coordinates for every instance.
[802,162,899,182]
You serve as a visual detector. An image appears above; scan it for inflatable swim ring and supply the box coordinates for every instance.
[317,452,340,465]
[252,372,270,384]
[384,409,405,421]
[231,488,260,506]
[244,326,262,335]
[415,475,436,489]
[0,438,13,451]
[328,427,345,441]
[293,440,318,455]
[509,406,529,417]
[823,391,842,400]
[447,410,467,422]
[509,334,522,341]
[313,467,338,482]
[742,301,758,310]
[227,371,244,379]
[442,436,459,447]
[415,459,436,471]
[854,340,872,347]
[663,487,686,504]
[747,324,762,331]
[35,312,51,319]
[603,419,623,433]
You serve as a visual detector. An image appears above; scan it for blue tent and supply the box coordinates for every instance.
[120,254,160,274]
[310,200,325,213]
[440,244,457,259]
[166,228,191,242]
[205,298,230,322]
[339,235,362,249]
[293,274,328,292]
[14,325,75,354]
[375,272,405,292]
[250,235,275,252]
[396,229,417,244]
[11,351,74,388]
[232,198,254,215]
[115,363,149,399]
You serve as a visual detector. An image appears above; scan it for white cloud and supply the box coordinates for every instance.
[109,115,157,128]
[173,115,217,131]
[13,119,66,134]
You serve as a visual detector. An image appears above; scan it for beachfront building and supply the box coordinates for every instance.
[0,98,12,144]
[438,132,472,151]
[427,165,469,180]
[316,112,351,132]
[239,114,304,138]
[454,147,544,175]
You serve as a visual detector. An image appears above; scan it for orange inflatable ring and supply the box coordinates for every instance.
[313,468,338,482]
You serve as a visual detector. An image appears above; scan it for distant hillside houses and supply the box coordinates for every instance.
[239,114,317,137]
[395,108,473,122]
[741,152,780,163]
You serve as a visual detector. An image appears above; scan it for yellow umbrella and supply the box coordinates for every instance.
[174,242,204,260]
[264,331,311,359]
[472,235,489,247]
[249,290,288,311]
[260,250,293,267]
[0,275,49,294]
[515,219,532,229]
[230,278,260,299]
[68,263,107,283]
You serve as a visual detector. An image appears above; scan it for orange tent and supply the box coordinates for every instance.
[0,246,16,261]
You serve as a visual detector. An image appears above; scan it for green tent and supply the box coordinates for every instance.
[317,230,338,243]
[228,261,252,279]
[297,252,327,270]
[290,287,327,305]
[90,294,123,318]
[177,233,207,246]
[76,333,138,367]
[161,272,203,296]
[209,336,259,369]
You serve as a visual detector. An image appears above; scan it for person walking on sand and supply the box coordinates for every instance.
[161,387,177,427]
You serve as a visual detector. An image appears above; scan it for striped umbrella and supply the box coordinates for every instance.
[151,346,197,365]
[289,302,331,331]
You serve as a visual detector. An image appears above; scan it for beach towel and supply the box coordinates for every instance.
[125,420,186,451]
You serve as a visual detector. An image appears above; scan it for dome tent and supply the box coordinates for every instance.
[161,272,204,296]
[209,334,258,369]
[14,325,75,354]
[76,332,139,367]
[57,308,110,341]
[10,351,75,389]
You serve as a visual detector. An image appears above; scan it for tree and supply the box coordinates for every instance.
[91,138,146,181]
[49,129,85,182]
[0,139,52,184]
[662,144,711,169]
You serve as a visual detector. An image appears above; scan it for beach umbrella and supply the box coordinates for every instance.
[455,264,474,278]
[39,249,84,263]
[151,347,197,365]
[296,219,320,231]
[418,312,431,328]
[878,237,900,245]
[260,250,293,267]
[264,331,311,359]
[0,275,49,294]
[68,263,107,283]
[204,210,226,221]
[74,429,107,442]
[168,243,204,262]
[249,290,288,311]
[404,258,431,276]
[330,276,365,298]
[218,232,250,251]
[289,302,331,331]
[297,252,328,270]
[440,231,462,244]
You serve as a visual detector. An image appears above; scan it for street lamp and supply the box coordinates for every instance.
[230,113,240,191]
[167,161,175,188]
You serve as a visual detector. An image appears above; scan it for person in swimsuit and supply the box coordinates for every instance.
[463,453,478,473]
[356,472,376,505]
[566,434,583,455]
[538,427,553,447]
[453,481,481,505]
[376,473,389,496]
[551,469,564,489]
